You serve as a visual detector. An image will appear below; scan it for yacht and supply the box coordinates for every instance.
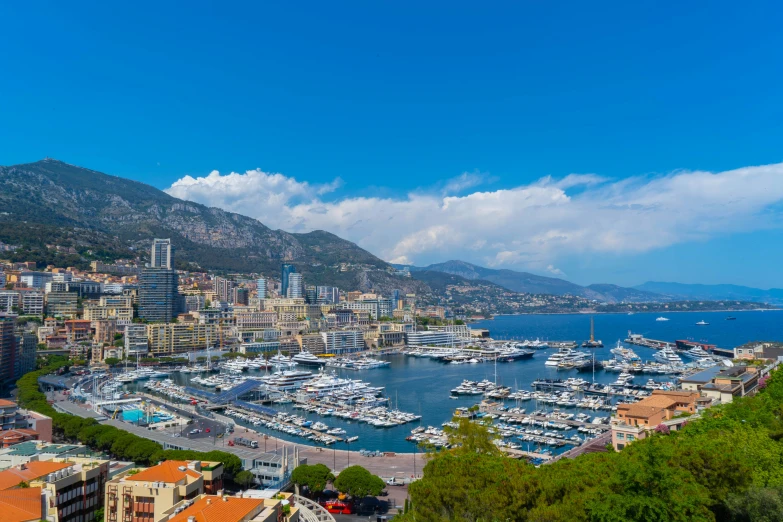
[653,346,683,365]
[612,372,634,386]
[610,341,640,362]
[695,320,709,326]
[545,349,589,367]
[681,346,711,360]
[292,351,326,366]
[655,317,670,322]
[261,370,314,391]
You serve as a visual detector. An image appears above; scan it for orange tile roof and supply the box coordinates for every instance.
[127,461,201,484]
[168,496,265,522]
[0,461,71,490]
[0,399,17,408]
[0,487,44,522]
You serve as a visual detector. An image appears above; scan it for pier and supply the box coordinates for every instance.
[487,407,611,432]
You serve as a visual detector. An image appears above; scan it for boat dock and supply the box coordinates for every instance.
[485,407,611,432]
[625,333,734,358]
[504,448,554,461]
[226,403,345,443]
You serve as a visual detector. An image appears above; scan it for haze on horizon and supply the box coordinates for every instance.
[2,2,783,288]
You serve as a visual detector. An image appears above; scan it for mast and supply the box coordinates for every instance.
[590,316,595,343]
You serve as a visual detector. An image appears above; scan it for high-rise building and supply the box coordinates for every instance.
[305,285,317,304]
[0,314,17,386]
[317,286,339,304]
[233,287,249,306]
[151,238,173,269]
[281,264,296,297]
[14,330,36,379]
[214,277,236,303]
[286,273,303,299]
[256,277,267,299]
[138,268,178,322]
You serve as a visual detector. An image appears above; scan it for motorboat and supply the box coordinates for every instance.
[655,317,670,322]
[292,351,326,366]
[695,320,709,326]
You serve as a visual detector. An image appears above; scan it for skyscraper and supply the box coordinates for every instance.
[305,285,317,304]
[281,264,296,297]
[214,277,236,303]
[151,238,173,269]
[139,241,178,322]
[287,273,303,299]
[233,287,249,306]
[0,313,17,386]
[138,268,179,322]
[257,277,267,299]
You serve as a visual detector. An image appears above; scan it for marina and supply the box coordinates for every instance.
[93,310,780,457]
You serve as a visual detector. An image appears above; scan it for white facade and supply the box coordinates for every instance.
[406,331,461,347]
[0,291,19,313]
[286,273,303,299]
[338,298,393,319]
[321,329,365,354]
[124,324,149,354]
[21,291,44,315]
[257,278,267,299]
[20,272,53,289]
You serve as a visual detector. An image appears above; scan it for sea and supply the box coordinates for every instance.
[136,310,783,454]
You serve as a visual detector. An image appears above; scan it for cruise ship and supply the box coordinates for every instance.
[653,346,683,365]
[292,351,326,366]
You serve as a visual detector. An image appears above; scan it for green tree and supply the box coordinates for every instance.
[291,463,335,495]
[333,466,385,499]
[725,486,783,522]
[234,470,255,490]
[104,357,121,366]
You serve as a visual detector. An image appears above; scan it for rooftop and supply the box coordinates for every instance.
[168,495,267,522]
[124,460,201,484]
[0,487,44,522]
[679,366,724,384]
[0,461,71,490]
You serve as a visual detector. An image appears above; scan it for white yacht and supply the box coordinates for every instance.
[610,341,640,362]
[655,317,670,322]
[292,351,326,366]
[681,346,710,360]
[695,320,709,326]
[260,370,314,391]
[653,345,683,365]
[545,348,589,367]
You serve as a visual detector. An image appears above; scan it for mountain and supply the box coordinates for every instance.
[0,158,427,294]
[634,282,783,306]
[404,260,665,303]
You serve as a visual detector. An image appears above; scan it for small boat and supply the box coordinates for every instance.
[695,320,709,326]
[346,436,359,443]
[725,317,736,321]
[655,317,670,322]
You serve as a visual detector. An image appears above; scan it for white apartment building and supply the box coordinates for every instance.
[406,330,461,347]
[21,291,45,315]
[0,291,20,313]
[321,329,365,354]
[124,324,149,354]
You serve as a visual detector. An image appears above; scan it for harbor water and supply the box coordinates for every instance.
[133,310,782,454]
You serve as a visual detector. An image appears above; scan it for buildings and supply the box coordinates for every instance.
[316,286,339,304]
[105,460,223,522]
[46,292,79,320]
[19,271,53,290]
[0,315,18,386]
[611,390,699,450]
[13,332,36,380]
[214,277,236,303]
[405,330,461,347]
[680,365,761,404]
[286,273,303,299]
[151,238,173,269]
[163,493,297,522]
[256,278,267,299]
[138,268,179,323]
[0,457,110,522]
[83,296,133,323]
[0,292,19,314]
[233,288,249,306]
[337,298,393,320]
[124,324,149,355]
[321,329,364,354]
[280,264,296,298]
[146,324,218,356]
[184,295,205,313]
[734,341,783,361]
[19,291,44,315]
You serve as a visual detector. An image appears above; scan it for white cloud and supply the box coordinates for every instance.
[546,265,566,276]
[164,162,783,272]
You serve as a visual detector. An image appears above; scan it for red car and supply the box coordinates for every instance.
[323,501,352,514]
[205,428,211,433]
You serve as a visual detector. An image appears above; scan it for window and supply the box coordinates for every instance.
[616,433,624,440]
[627,435,635,441]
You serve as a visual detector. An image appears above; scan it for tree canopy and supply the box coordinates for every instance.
[333,465,385,499]
[291,463,335,495]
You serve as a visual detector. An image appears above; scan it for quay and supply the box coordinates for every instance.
[484,406,610,432]
[625,333,734,358]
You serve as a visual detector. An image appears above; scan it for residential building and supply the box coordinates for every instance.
[611,390,699,450]
[321,329,364,354]
[13,331,36,380]
[146,324,218,356]
[233,288,249,306]
[124,324,149,355]
[105,460,223,522]
[46,292,79,319]
[162,493,297,522]
[19,272,53,290]
[235,311,277,330]
[184,295,205,313]
[316,286,339,304]
[19,290,44,315]
[214,278,236,303]
[138,268,179,323]
[0,292,20,313]
[0,399,29,432]
[296,333,327,354]
[280,264,296,298]
[405,330,460,347]
[0,315,17,386]
[734,341,783,361]
[0,457,110,522]
[686,365,761,404]
[65,321,92,344]
[93,320,119,345]
[337,298,393,319]
[286,273,303,299]
[256,278,267,299]
[151,239,173,269]
[239,341,281,355]
[83,296,133,323]
[305,286,317,304]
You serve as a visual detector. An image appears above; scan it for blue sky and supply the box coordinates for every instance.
[2,2,783,288]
